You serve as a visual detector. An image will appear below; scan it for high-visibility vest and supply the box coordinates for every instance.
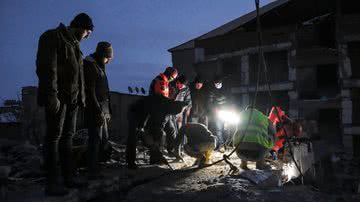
[233,109,274,149]
[150,73,169,97]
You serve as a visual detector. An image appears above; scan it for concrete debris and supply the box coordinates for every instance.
[0,141,43,179]
[0,112,18,123]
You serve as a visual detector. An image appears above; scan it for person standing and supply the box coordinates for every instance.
[36,13,93,196]
[147,66,179,164]
[206,75,227,150]
[83,42,113,178]
[188,75,208,126]
[169,75,192,129]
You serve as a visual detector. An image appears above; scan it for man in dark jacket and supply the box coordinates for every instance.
[188,75,208,126]
[36,13,93,196]
[174,123,216,167]
[206,75,227,150]
[83,42,113,178]
[126,94,185,167]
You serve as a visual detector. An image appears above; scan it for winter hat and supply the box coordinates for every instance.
[213,75,223,83]
[194,75,204,83]
[96,41,113,58]
[70,13,94,31]
[177,75,188,85]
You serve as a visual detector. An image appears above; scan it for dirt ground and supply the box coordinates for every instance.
[95,150,360,202]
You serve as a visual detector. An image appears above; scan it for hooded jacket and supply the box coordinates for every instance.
[36,23,85,106]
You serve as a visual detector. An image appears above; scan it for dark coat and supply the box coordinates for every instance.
[176,123,216,148]
[206,84,227,114]
[83,55,111,116]
[36,23,85,106]
[189,82,207,117]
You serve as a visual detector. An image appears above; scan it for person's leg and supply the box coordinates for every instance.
[126,127,139,169]
[87,122,102,175]
[215,120,225,148]
[100,121,111,163]
[148,116,167,164]
[255,147,271,170]
[44,103,67,195]
[240,160,249,170]
[59,104,78,180]
[164,115,177,154]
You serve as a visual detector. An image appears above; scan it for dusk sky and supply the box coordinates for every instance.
[0,0,272,102]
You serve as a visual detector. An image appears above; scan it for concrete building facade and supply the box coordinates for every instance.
[169,0,360,158]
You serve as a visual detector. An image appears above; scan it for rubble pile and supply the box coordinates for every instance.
[0,140,43,179]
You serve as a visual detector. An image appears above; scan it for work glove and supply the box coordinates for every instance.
[47,96,60,114]
[96,112,105,126]
[270,150,278,160]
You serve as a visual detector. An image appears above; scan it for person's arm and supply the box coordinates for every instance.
[36,32,60,113]
[84,62,102,114]
[36,32,58,97]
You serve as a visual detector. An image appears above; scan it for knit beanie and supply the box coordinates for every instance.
[70,13,94,31]
[96,41,113,58]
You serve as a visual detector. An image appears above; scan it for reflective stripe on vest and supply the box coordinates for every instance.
[233,109,274,149]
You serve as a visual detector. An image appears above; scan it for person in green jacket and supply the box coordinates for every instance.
[233,107,276,170]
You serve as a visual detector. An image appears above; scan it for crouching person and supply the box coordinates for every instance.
[174,123,216,167]
[84,42,113,179]
[233,107,275,170]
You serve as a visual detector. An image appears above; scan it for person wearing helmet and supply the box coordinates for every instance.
[146,66,185,164]
[36,13,93,196]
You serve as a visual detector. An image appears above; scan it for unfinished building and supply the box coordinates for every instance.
[168,0,360,158]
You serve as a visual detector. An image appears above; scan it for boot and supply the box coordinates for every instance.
[240,160,250,170]
[198,150,212,168]
[256,160,271,170]
[149,147,167,165]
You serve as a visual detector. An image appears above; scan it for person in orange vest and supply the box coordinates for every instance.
[268,106,303,160]
[147,66,181,164]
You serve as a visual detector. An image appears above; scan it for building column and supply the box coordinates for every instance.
[341,90,354,156]
[241,55,250,106]
[288,43,298,117]
[339,43,355,157]
[288,91,299,118]
[194,48,205,63]
[338,44,352,79]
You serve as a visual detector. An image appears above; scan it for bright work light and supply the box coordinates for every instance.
[217,109,240,124]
